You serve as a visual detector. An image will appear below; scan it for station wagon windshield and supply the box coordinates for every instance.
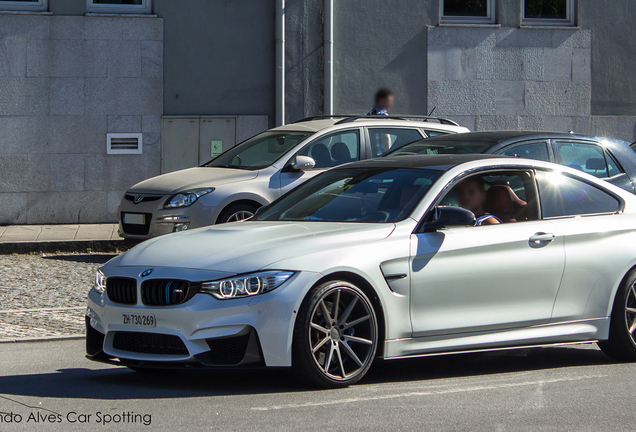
[205,131,313,170]
[254,167,442,223]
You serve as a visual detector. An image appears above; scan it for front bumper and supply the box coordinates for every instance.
[86,269,320,368]
[117,194,221,240]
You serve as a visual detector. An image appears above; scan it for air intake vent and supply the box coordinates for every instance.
[107,133,143,155]
[112,332,188,355]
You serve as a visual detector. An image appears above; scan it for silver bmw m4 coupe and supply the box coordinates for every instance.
[87,154,636,387]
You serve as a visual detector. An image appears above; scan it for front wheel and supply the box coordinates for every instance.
[598,269,636,361]
[292,281,378,388]
[217,202,259,224]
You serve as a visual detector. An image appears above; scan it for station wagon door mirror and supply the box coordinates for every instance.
[289,155,316,171]
[421,206,476,232]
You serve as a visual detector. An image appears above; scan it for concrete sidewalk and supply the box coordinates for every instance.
[0,224,135,254]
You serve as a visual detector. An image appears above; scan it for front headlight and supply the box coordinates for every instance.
[164,188,215,208]
[201,271,294,300]
[94,269,106,294]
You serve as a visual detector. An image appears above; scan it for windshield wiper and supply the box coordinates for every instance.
[210,164,245,169]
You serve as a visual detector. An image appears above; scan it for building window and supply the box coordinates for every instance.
[523,0,575,26]
[440,0,495,24]
[86,0,151,14]
[0,0,47,12]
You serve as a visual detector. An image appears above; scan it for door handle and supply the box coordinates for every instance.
[529,232,555,244]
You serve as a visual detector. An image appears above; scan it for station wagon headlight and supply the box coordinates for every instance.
[201,271,294,300]
[94,269,106,294]
[164,188,215,208]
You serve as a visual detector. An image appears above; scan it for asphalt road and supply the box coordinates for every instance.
[0,340,634,431]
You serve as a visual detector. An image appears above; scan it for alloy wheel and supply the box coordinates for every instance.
[625,281,636,344]
[308,286,377,381]
[226,210,254,222]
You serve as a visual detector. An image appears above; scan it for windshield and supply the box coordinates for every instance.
[387,140,492,157]
[204,131,313,170]
[254,167,442,223]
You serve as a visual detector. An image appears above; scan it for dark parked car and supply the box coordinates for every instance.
[386,131,636,194]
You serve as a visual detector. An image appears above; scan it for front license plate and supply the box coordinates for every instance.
[122,313,156,327]
[123,213,145,225]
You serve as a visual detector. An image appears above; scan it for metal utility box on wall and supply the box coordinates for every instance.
[161,116,237,173]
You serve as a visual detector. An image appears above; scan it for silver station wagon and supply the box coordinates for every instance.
[117,116,469,239]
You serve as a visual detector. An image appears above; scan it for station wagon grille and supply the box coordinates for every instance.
[106,278,137,305]
[141,279,196,306]
[124,194,163,203]
[112,332,188,355]
[121,212,152,236]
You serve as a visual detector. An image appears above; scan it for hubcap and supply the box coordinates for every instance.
[625,282,636,344]
[226,210,254,223]
[308,287,376,381]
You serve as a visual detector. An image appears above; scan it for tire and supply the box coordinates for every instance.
[292,280,378,388]
[597,269,636,361]
[217,202,259,224]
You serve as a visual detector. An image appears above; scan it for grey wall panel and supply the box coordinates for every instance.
[154,0,275,123]
[579,0,636,115]
[333,0,435,117]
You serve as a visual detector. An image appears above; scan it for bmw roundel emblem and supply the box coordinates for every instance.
[140,269,154,278]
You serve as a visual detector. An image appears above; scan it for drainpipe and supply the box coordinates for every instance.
[275,0,285,126]
[324,0,334,116]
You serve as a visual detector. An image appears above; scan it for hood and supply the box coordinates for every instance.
[111,221,395,274]
[128,167,258,194]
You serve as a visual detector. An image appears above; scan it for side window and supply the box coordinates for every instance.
[368,128,423,157]
[536,171,620,218]
[298,130,360,169]
[439,170,539,225]
[606,152,623,177]
[499,142,550,162]
[425,130,450,138]
[553,141,611,178]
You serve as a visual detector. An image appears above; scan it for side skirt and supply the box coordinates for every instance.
[383,317,609,360]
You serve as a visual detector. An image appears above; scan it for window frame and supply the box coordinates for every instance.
[0,0,47,12]
[535,168,624,220]
[439,0,496,25]
[365,126,425,158]
[292,128,362,171]
[497,140,554,162]
[522,0,575,26]
[86,0,151,14]
[416,167,542,233]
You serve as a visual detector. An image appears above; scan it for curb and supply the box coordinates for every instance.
[0,239,138,255]
[0,335,85,344]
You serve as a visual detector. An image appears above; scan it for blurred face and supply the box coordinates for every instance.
[456,178,486,213]
[378,95,394,111]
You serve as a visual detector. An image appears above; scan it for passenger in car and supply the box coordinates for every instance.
[455,177,502,226]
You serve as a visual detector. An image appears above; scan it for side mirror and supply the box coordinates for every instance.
[289,155,315,171]
[421,206,476,232]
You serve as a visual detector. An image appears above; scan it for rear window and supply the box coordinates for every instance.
[536,171,620,218]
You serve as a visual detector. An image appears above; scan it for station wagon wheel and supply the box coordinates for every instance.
[217,202,259,224]
[293,281,378,388]
[226,210,254,222]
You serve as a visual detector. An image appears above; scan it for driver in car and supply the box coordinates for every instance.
[455,177,501,226]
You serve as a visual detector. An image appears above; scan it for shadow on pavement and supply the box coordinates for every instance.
[0,345,617,399]
[41,254,117,264]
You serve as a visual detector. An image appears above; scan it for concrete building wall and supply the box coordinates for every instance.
[154,0,275,121]
[0,14,163,224]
